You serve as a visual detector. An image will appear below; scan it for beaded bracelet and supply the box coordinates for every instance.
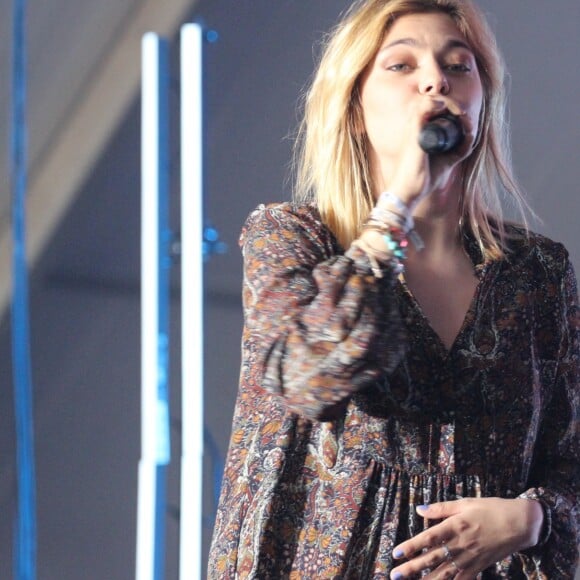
[361,223,407,259]
[383,231,408,261]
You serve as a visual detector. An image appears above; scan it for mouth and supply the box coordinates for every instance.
[424,109,454,123]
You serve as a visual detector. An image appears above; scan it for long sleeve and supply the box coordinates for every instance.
[524,252,579,576]
[239,203,405,421]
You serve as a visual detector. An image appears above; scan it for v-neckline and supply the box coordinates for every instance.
[333,212,495,355]
[396,272,480,356]
[396,242,493,357]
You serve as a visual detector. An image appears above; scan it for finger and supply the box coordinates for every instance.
[442,549,463,579]
[417,499,465,520]
[432,563,462,580]
[423,544,465,580]
[455,570,476,580]
[427,547,481,580]
[391,544,455,579]
[422,562,462,580]
[393,525,451,561]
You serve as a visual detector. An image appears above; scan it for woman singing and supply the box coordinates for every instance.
[208,0,579,577]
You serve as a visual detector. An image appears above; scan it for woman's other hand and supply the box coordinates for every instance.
[390,497,544,579]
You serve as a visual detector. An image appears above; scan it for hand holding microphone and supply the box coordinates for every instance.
[384,109,468,210]
[419,114,464,154]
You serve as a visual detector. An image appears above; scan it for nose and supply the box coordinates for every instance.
[419,64,450,96]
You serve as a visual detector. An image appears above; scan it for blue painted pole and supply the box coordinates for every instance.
[10,0,37,578]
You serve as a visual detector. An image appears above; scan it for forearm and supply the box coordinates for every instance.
[247,244,404,420]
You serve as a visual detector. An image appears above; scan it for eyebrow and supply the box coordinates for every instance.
[379,37,474,54]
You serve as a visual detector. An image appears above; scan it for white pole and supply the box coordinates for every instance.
[137,32,170,580]
[179,23,204,580]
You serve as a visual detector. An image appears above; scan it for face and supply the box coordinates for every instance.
[359,12,483,178]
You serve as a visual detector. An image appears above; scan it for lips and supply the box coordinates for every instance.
[424,109,451,123]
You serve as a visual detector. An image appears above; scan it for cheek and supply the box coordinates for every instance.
[466,87,484,135]
[360,76,399,121]
[470,78,484,126]
[360,96,384,141]
[361,86,383,122]
[361,90,406,139]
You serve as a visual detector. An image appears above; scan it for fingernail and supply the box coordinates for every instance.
[417,504,429,512]
[393,548,405,558]
[392,572,404,580]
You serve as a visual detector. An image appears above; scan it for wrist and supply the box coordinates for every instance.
[378,187,421,212]
[517,488,552,550]
[514,497,545,549]
[376,190,414,218]
[370,191,424,251]
[372,191,414,234]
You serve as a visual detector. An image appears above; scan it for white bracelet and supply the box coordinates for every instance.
[369,205,414,233]
[378,191,411,216]
[375,191,423,250]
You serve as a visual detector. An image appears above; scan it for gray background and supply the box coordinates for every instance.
[0,1,578,578]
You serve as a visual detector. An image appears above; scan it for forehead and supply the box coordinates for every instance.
[381,12,471,52]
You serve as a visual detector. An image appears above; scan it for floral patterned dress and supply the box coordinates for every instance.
[208,203,579,579]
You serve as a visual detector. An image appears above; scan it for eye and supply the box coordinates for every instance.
[445,62,472,73]
[387,63,413,72]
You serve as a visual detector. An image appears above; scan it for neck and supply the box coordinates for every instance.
[409,184,464,262]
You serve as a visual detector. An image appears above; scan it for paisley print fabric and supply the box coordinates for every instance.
[208,203,579,579]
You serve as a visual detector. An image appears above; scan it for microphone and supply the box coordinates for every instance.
[419,114,464,154]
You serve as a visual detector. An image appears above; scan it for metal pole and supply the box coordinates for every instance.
[179,23,204,580]
[136,32,171,580]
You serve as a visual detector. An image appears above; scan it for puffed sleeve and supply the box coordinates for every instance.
[239,203,405,421]
[522,252,579,576]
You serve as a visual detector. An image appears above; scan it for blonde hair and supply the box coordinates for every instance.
[294,0,531,258]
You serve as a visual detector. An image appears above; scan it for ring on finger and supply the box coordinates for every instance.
[442,543,461,572]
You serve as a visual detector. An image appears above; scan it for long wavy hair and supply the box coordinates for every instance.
[293,0,531,258]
